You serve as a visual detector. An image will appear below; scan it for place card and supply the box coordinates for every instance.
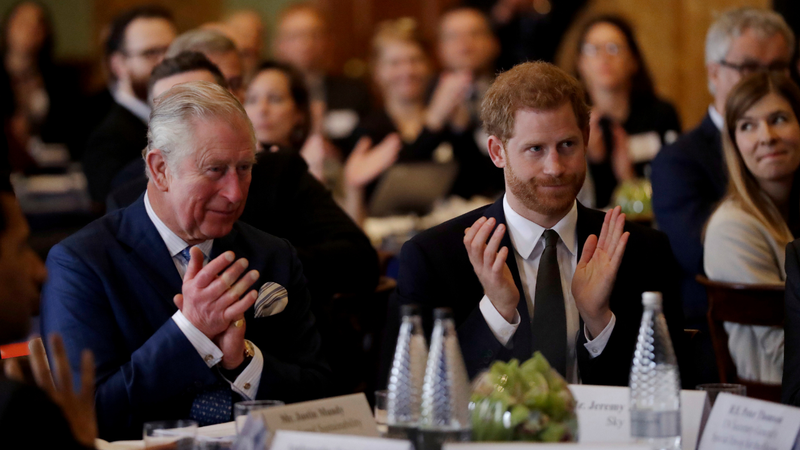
[567,385,710,450]
[253,393,380,437]
[271,430,411,450]
[697,393,800,450]
[443,443,650,449]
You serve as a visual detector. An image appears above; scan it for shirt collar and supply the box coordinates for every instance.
[113,89,151,124]
[708,105,724,131]
[144,190,213,259]
[502,195,578,259]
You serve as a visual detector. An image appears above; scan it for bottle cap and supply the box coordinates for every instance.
[434,307,453,320]
[401,304,421,317]
[642,291,662,308]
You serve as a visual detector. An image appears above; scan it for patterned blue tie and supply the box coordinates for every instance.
[177,246,234,425]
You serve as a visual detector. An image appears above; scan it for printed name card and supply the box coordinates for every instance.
[567,385,710,450]
[697,393,800,450]
[254,393,380,437]
[271,430,412,450]
[443,443,650,449]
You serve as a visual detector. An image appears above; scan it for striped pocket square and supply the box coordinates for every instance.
[254,282,288,318]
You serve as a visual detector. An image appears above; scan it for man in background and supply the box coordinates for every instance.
[83,5,176,203]
[651,9,794,379]
[167,29,245,102]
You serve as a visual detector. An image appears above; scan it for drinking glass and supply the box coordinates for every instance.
[234,400,285,434]
[143,420,197,450]
[374,389,388,437]
[696,383,747,406]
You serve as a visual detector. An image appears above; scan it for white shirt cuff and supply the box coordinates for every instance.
[225,341,263,400]
[583,312,616,359]
[172,311,222,367]
[479,295,520,346]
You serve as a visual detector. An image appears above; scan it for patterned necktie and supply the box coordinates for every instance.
[531,229,568,377]
[177,246,234,425]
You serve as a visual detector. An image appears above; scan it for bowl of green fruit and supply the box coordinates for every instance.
[470,352,578,442]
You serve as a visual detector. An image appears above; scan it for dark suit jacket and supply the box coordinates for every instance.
[783,239,800,405]
[0,377,89,449]
[106,151,379,300]
[386,198,689,387]
[651,113,726,324]
[40,196,331,440]
[83,102,148,203]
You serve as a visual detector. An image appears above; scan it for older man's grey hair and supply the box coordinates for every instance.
[705,7,795,95]
[165,29,237,59]
[145,81,256,179]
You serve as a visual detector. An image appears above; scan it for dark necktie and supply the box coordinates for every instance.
[531,229,567,377]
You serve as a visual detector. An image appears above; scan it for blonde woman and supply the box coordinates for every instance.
[704,72,800,384]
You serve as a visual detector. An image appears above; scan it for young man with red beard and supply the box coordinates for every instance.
[386,61,691,387]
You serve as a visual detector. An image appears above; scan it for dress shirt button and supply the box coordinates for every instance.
[244,383,251,390]
[204,354,213,363]
[591,348,599,354]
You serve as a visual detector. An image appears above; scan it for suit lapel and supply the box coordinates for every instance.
[482,197,532,355]
[116,195,184,317]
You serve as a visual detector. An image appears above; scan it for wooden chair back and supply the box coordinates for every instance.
[696,275,784,402]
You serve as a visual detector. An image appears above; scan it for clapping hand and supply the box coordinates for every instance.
[572,206,629,338]
[463,217,519,323]
[425,71,473,132]
[174,247,259,339]
[215,317,247,370]
[343,134,402,189]
[5,335,98,448]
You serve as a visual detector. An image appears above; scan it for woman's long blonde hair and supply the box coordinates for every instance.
[719,72,800,248]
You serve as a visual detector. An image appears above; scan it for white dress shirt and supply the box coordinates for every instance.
[479,196,616,383]
[145,191,263,399]
[708,105,724,131]
[112,89,151,124]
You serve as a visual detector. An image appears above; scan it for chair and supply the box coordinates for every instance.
[696,275,784,402]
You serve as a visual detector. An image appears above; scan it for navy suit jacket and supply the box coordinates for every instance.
[40,195,331,440]
[385,198,690,388]
[651,113,726,323]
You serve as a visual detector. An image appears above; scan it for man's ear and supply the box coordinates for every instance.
[109,51,127,82]
[487,135,507,169]
[707,62,720,96]
[146,149,170,192]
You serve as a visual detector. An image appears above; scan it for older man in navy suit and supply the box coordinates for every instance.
[41,82,330,440]
[651,8,794,329]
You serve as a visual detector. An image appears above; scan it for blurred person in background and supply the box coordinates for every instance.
[273,3,371,144]
[224,10,265,84]
[651,9,794,370]
[705,72,800,385]
[575,15,681,208]
[0,174,95,449]
[1,1,85,167]
[83,5,176,204]
[434,7,504,199]
[166,29,244,102]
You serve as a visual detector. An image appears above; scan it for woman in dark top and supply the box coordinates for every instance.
[1,2,84,166]
[576,15,682,208]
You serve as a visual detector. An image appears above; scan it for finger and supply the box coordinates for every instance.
[49,334,74,393]
[596,209,613,250]
[579,234,598,267]
[3,358,24,381]
[351,136,372,156]
[463,217,488,255]
[209,258,250,295]
[483,224,506,269]
[471,218,496,256]
[606,212,626,253]
[79,350,95,400]
[173,293,184,310]
[192,251,236,288]
[223,290,258,322]
[29,337,56,394]
[218,269,260,309]
[610,231,630,267]
[492,246,509,273]
[183,247,205,281]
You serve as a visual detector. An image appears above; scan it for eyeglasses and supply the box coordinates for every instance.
[123,46,169,61]
[718,60,791,76]
[581,42,625,57]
